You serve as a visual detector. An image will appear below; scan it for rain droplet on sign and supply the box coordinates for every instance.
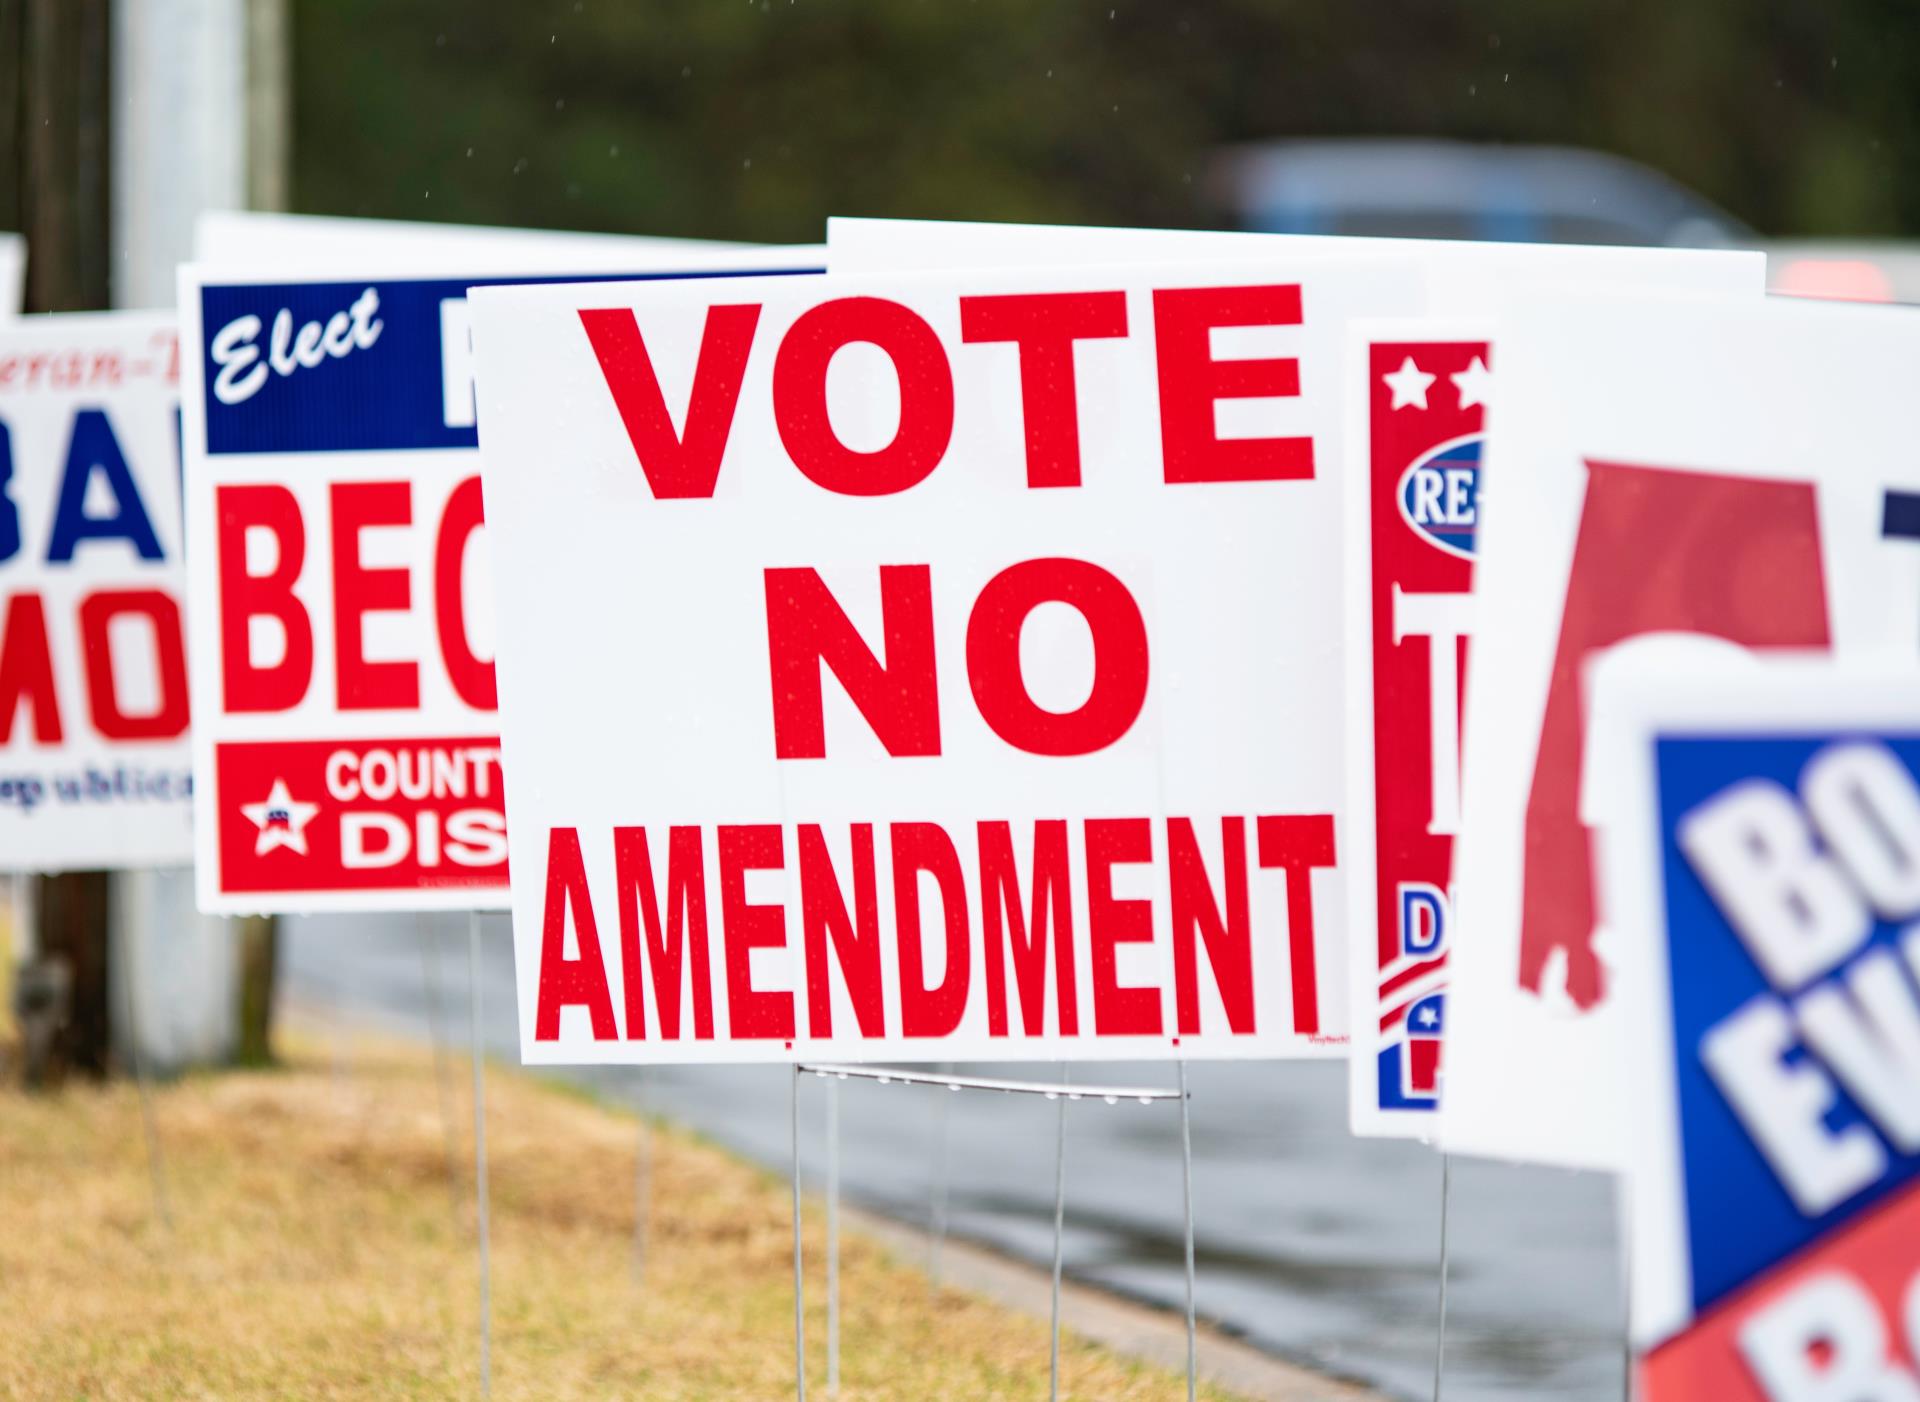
[1103,1095,1118,1105]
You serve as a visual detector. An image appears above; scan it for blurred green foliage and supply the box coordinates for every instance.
[294,0,1920,240]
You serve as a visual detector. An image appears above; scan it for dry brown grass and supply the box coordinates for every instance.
[0,1028,1249,1400]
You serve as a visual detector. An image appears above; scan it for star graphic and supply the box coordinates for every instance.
[1417,1004,1439,1028]
[1451,356,1493,410]
[240,778,320,857]
[1382,356,1436,410]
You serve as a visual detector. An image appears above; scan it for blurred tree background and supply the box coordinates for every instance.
[293,0,1920,241]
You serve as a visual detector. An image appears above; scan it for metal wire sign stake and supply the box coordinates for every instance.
[793,1063,1192,1402]
[118,907,171,1232]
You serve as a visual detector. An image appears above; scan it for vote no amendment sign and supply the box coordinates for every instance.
[472,259,1418,1064]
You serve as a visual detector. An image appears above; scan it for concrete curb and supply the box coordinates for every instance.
[843,1203,1391,1402]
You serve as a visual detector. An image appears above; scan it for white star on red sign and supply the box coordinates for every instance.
[240,778,319,857]
[1383,356,1437,410]
[1451,356,1493,410]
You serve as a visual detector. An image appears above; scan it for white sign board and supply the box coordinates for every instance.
[1443,291,1920,1169]
[0,311,192,869]
[178,252,821,914]
[471,257,1422,1065]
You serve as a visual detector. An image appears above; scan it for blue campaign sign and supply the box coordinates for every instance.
[198,266,819,456]
[1653,730,1920,1316]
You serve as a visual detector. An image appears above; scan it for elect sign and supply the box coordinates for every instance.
[472,258,1419,1064]
[180,264,811,912]
[1606,670,1920,1402]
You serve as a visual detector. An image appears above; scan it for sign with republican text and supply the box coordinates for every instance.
[0,312,191,870]
[471,258,1421,1063]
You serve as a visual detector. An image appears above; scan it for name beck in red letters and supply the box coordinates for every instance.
[529,283,1342,1051]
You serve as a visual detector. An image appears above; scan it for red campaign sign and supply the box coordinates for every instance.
[470,259,1424,1065]
[214,736,506,896]
[179,269,517,913]
[1350,338,1485,1135]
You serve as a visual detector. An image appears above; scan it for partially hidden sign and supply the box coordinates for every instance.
[0,312,190,870]
[1601,662,1920,1401]
[178,257,816,913]
[1343,326,1487,1137]
[471,258,1421,1064]
[1443,291,1920,1169]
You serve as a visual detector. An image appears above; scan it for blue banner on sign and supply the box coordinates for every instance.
[198,267,818,456]
[1655,732,1920,1316]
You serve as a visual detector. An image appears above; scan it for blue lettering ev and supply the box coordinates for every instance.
[0,419,19,564]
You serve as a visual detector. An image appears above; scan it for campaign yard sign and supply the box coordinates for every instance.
[1342,324,1487,1138]
[470,257,1423,1065]
[0,234,22,316]
[0,312,192,869]
[1600,661,1920,1401]
[194,211,774,274]
[1442,292,1920,1170]
[827,216,1761,1129]
[178,254,819,914]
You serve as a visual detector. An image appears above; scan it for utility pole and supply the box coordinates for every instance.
[2,0,116,1083]
[0,0,291,1082]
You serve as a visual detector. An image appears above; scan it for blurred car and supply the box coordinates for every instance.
[1211,137,1920,303]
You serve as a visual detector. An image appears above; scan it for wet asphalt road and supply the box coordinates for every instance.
[284,911,1625,1402]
